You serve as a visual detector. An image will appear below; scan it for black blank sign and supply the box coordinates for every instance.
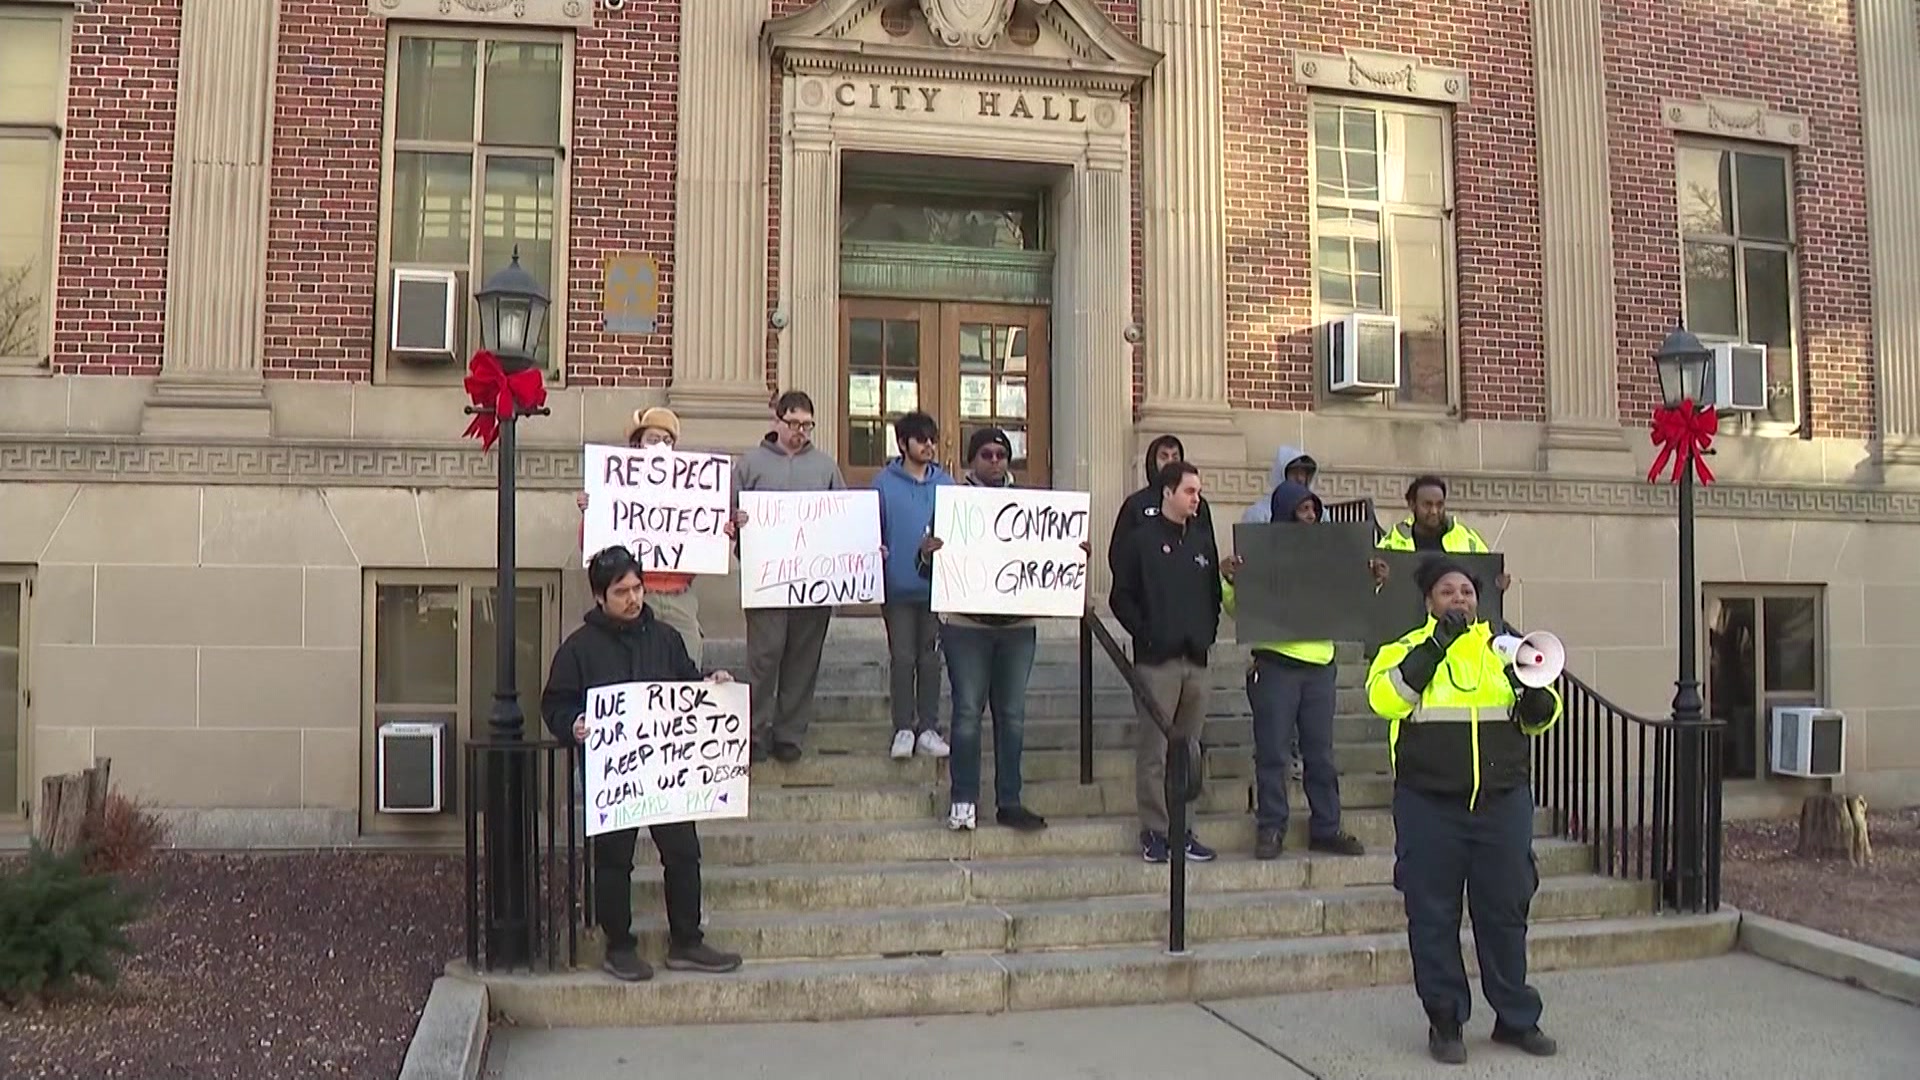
[1231,524,1507,646]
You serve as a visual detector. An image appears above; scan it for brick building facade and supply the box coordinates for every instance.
[2,0,1919,844]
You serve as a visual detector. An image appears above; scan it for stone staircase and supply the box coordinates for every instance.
[475,620,1737,1026]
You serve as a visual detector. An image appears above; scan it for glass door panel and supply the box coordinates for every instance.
[841,299,938,485]
[940,303,1050,486]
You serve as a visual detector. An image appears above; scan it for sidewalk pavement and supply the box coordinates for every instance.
[484,954,1919,1080]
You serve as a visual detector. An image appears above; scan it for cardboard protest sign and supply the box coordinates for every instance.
[931,486,1091,618]
[737,490,883,608]
[1370,550,1506,645]
[580,443,733,574]
[584,680,750,837]
[1230,522,1380,642]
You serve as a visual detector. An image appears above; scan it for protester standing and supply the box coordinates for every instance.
[542,546,744,982]
[1108,434,1216,579]
[872,411,953,761]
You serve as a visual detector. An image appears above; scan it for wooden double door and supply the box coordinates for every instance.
[839,298,1051,486]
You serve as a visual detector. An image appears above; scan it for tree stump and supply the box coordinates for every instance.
[1796,793,1872,866]
[29,757,113,857]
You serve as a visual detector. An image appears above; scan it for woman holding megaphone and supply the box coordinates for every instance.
[1366,557,1565,1066]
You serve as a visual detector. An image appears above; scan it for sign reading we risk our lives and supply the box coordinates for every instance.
[932,487,1091,619]
[737,490,884,608]
[584,680,751,837]
[580,443,733,574]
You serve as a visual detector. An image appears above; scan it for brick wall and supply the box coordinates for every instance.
[261,0,680,386]
[1221,0,1546,422]
[1604,0,1872,439]
[52,0,179,377]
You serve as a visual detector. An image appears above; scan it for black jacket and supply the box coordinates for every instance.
[540,606,702,743]
[1107,437,1215,579]
[1110,512,1222,666]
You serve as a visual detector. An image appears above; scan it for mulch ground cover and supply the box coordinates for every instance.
[1722,805,1920,960]
[0,851,462,1080]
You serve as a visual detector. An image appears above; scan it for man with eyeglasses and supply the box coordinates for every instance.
[732,390,848,763]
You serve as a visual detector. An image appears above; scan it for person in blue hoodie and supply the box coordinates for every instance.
[873,411,954,761]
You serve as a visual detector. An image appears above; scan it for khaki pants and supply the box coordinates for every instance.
[1133,657,1209,836]
[647,588,703,669]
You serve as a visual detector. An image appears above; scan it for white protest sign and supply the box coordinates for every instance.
[931,486,1091,618]
[580,443,733,574]
[737,490,883,609]
[584,680,750,837]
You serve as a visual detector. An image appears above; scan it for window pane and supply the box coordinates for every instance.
[1706,595,1758,777]
[394,39,477,144]
[1676,146,1731,236]
[1393,214,1449,405]
[1743,247,1796,423]
[375,585,459,705]
[1683,242,1738,337]
[1735,153,1791,241]
[1383,112,1446,208]
[0,582,19,813]
[482,41,564,146]
[1763,596,1817,694]
[480,156,557,363]
[0,138,54,358]
[470,588,544,742]
[1316,207,1381,314]
[0,17,62,125]
[391,151,474,265]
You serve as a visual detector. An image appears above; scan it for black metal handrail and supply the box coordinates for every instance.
[1079,615,1195,954]
[463,738,586,972]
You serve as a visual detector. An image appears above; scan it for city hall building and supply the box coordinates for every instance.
[1,0,1918,844]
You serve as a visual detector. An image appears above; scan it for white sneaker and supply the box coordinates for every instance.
[891,730,916,760]
[948,801,977,831]
[917,729,952,758]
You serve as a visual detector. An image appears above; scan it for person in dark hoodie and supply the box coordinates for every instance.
[1108,434,1215,579]
[542,545,745,983]
[872,411,954,761]
[1222,481,1366,861]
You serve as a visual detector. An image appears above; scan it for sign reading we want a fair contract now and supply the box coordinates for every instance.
[932,487,1091,619]
[737,490,884,608]
[584,680,751,837]
[580,443,734,573]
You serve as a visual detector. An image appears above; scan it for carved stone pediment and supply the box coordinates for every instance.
[765,0,1159,87]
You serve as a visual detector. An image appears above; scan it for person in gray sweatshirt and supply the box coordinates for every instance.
[733,390,848,763]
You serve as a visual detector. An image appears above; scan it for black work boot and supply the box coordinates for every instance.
[1427,1022,1467,1065]
[1492,1024,1558,1057]
[1254,827,1284,860]
[665,941,743,974]
[601,947,653,982]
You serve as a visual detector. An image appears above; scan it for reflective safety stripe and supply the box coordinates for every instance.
[1387,668,1421,705]
[1408,705,1513,724]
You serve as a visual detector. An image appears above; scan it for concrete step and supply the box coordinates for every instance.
[795,686,1372,724]
[618,874,1649,963]
[703,636,1369,672]
[804,714,1391,753]
[475,910,1739,1027]
[753,744,1390,787]
[637,807,1562,872]
[743,774,1264,823]
[632,840,1594,915]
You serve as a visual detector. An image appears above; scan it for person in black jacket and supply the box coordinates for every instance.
[1110,461,1240,864]
[1107,434,1216,579]
[542,546,745,983]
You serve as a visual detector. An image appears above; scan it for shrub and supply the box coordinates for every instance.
[0,846,145,1007]
[83,794,168,876]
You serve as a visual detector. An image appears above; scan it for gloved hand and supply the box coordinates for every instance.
[1431,609,1470,650]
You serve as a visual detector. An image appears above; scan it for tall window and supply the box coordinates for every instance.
[0,574,24,817]
[1310,98,1456,408]
[1676,143,1798,428]
[362,572,558,831]
[0,9,66,366]
[379,30,569,379]
[1705,586,1824,780]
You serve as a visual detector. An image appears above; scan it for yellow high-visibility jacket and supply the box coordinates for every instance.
[1377,517,1490,553]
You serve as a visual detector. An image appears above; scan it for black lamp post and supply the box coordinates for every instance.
[473,249,550,968]
[1651,322,1713,911]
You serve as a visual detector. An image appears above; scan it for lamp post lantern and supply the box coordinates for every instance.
[473,249,550,968]
[1652,322,1713,910]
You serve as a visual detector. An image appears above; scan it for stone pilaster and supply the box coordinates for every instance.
[1857,0,1920,471]
[1532,0,1630,473]
[668,0,776,426]
[144,0,278,438]
[780,108,842,457]
[1134,0,1238,456]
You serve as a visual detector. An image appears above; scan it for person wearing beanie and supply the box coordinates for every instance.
[1365,555,1563,1065]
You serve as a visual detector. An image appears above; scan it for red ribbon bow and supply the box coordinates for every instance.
[1646,400,1717,485]
[462,350,547,451]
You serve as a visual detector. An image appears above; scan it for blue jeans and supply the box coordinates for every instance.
[1247,654,1342,837]
[942,621,1038,808]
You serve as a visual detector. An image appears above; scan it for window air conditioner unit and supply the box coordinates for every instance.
[1709,342,1769,412]
[390,268,461,362]
[377,718,451,813]
[1327,312,1401,394]
[1770,706,1845,779]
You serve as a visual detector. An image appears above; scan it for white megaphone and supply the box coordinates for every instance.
[1491,631,1565,689]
